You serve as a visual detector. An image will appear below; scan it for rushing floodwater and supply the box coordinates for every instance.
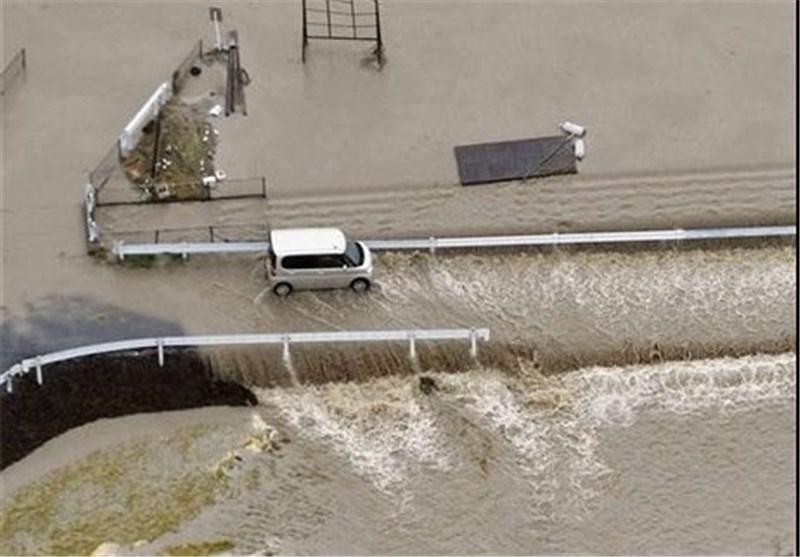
[0,353,795,556]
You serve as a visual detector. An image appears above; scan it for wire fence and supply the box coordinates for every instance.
[0,47,26,95]
[112,222,269,247]
[88,142,123,192]
[86,37,207,201]
[95,176,267,207]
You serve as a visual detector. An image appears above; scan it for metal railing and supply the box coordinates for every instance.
[110,223,269,248]
[95,176,268,207]
[111,225,797,260]
[0,328,490,393]
[302,0,384,66]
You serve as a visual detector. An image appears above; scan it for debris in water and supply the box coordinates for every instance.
[419,376,439,395]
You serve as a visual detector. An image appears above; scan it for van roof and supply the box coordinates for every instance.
[270,228,347,257]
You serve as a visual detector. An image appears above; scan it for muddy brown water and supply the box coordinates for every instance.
[0,242,796,555]
[1,1,796,554]
[0,354,794,556]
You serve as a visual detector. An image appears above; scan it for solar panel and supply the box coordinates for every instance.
[455,135,577,186]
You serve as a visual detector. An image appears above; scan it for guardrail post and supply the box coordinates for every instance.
[429,236,437,255]
[469,328,478,358]
[115,240,125,261]
[282,335,291,362]
[5,379,12,393]
[408,333,416,359]
[182,243,189,259]
[157,339,165,367]
[35,357,43,385]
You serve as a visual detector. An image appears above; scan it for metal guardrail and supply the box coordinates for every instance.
[112,225,797,259]
[0,328,490,393]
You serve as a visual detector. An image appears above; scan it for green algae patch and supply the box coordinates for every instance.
[0,424,227,556]
[162,539,236,556]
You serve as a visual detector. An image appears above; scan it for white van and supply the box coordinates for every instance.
[266,228,373,296]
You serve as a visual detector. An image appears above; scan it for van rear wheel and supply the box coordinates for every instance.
[273,282,293,297]
[350,278,371,293]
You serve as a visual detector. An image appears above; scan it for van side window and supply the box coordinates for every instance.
[281,255,345,269]
[315,255,346,268]
[281,255,317,269]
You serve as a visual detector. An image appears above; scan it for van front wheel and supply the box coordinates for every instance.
[273,282,293,297]
[350,278,371,293]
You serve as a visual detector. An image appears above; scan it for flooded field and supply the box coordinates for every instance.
[1,354,795,555]
[1,1,796,554]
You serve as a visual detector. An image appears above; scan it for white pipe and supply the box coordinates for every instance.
[559,121,586,137]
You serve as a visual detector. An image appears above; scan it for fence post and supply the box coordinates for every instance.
[21,48,27,71]
[261,176,267,198]
[209,226,215,242]
[114,240,125,261]
[155,230,160,244]
[374,0,384,67]
[282,335,291,362]
[157,339,165,367]
[469,328,478,358]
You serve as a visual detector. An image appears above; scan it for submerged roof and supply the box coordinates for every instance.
[270,228,347,257]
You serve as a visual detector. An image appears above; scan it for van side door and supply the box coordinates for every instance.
[312,254,351,288]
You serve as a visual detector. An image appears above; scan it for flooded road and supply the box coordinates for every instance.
[1,242,795,555]
[191,243,795,385]
[1,2,796,553]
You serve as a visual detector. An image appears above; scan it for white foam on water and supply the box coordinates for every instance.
[439,370,609,520]
[384,246,796,347]
[570,352,797,426]
[434,352,796,521]
[257,379,454,500]
[252,352,795,526]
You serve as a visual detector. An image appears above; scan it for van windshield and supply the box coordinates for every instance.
[344,241,363,266]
